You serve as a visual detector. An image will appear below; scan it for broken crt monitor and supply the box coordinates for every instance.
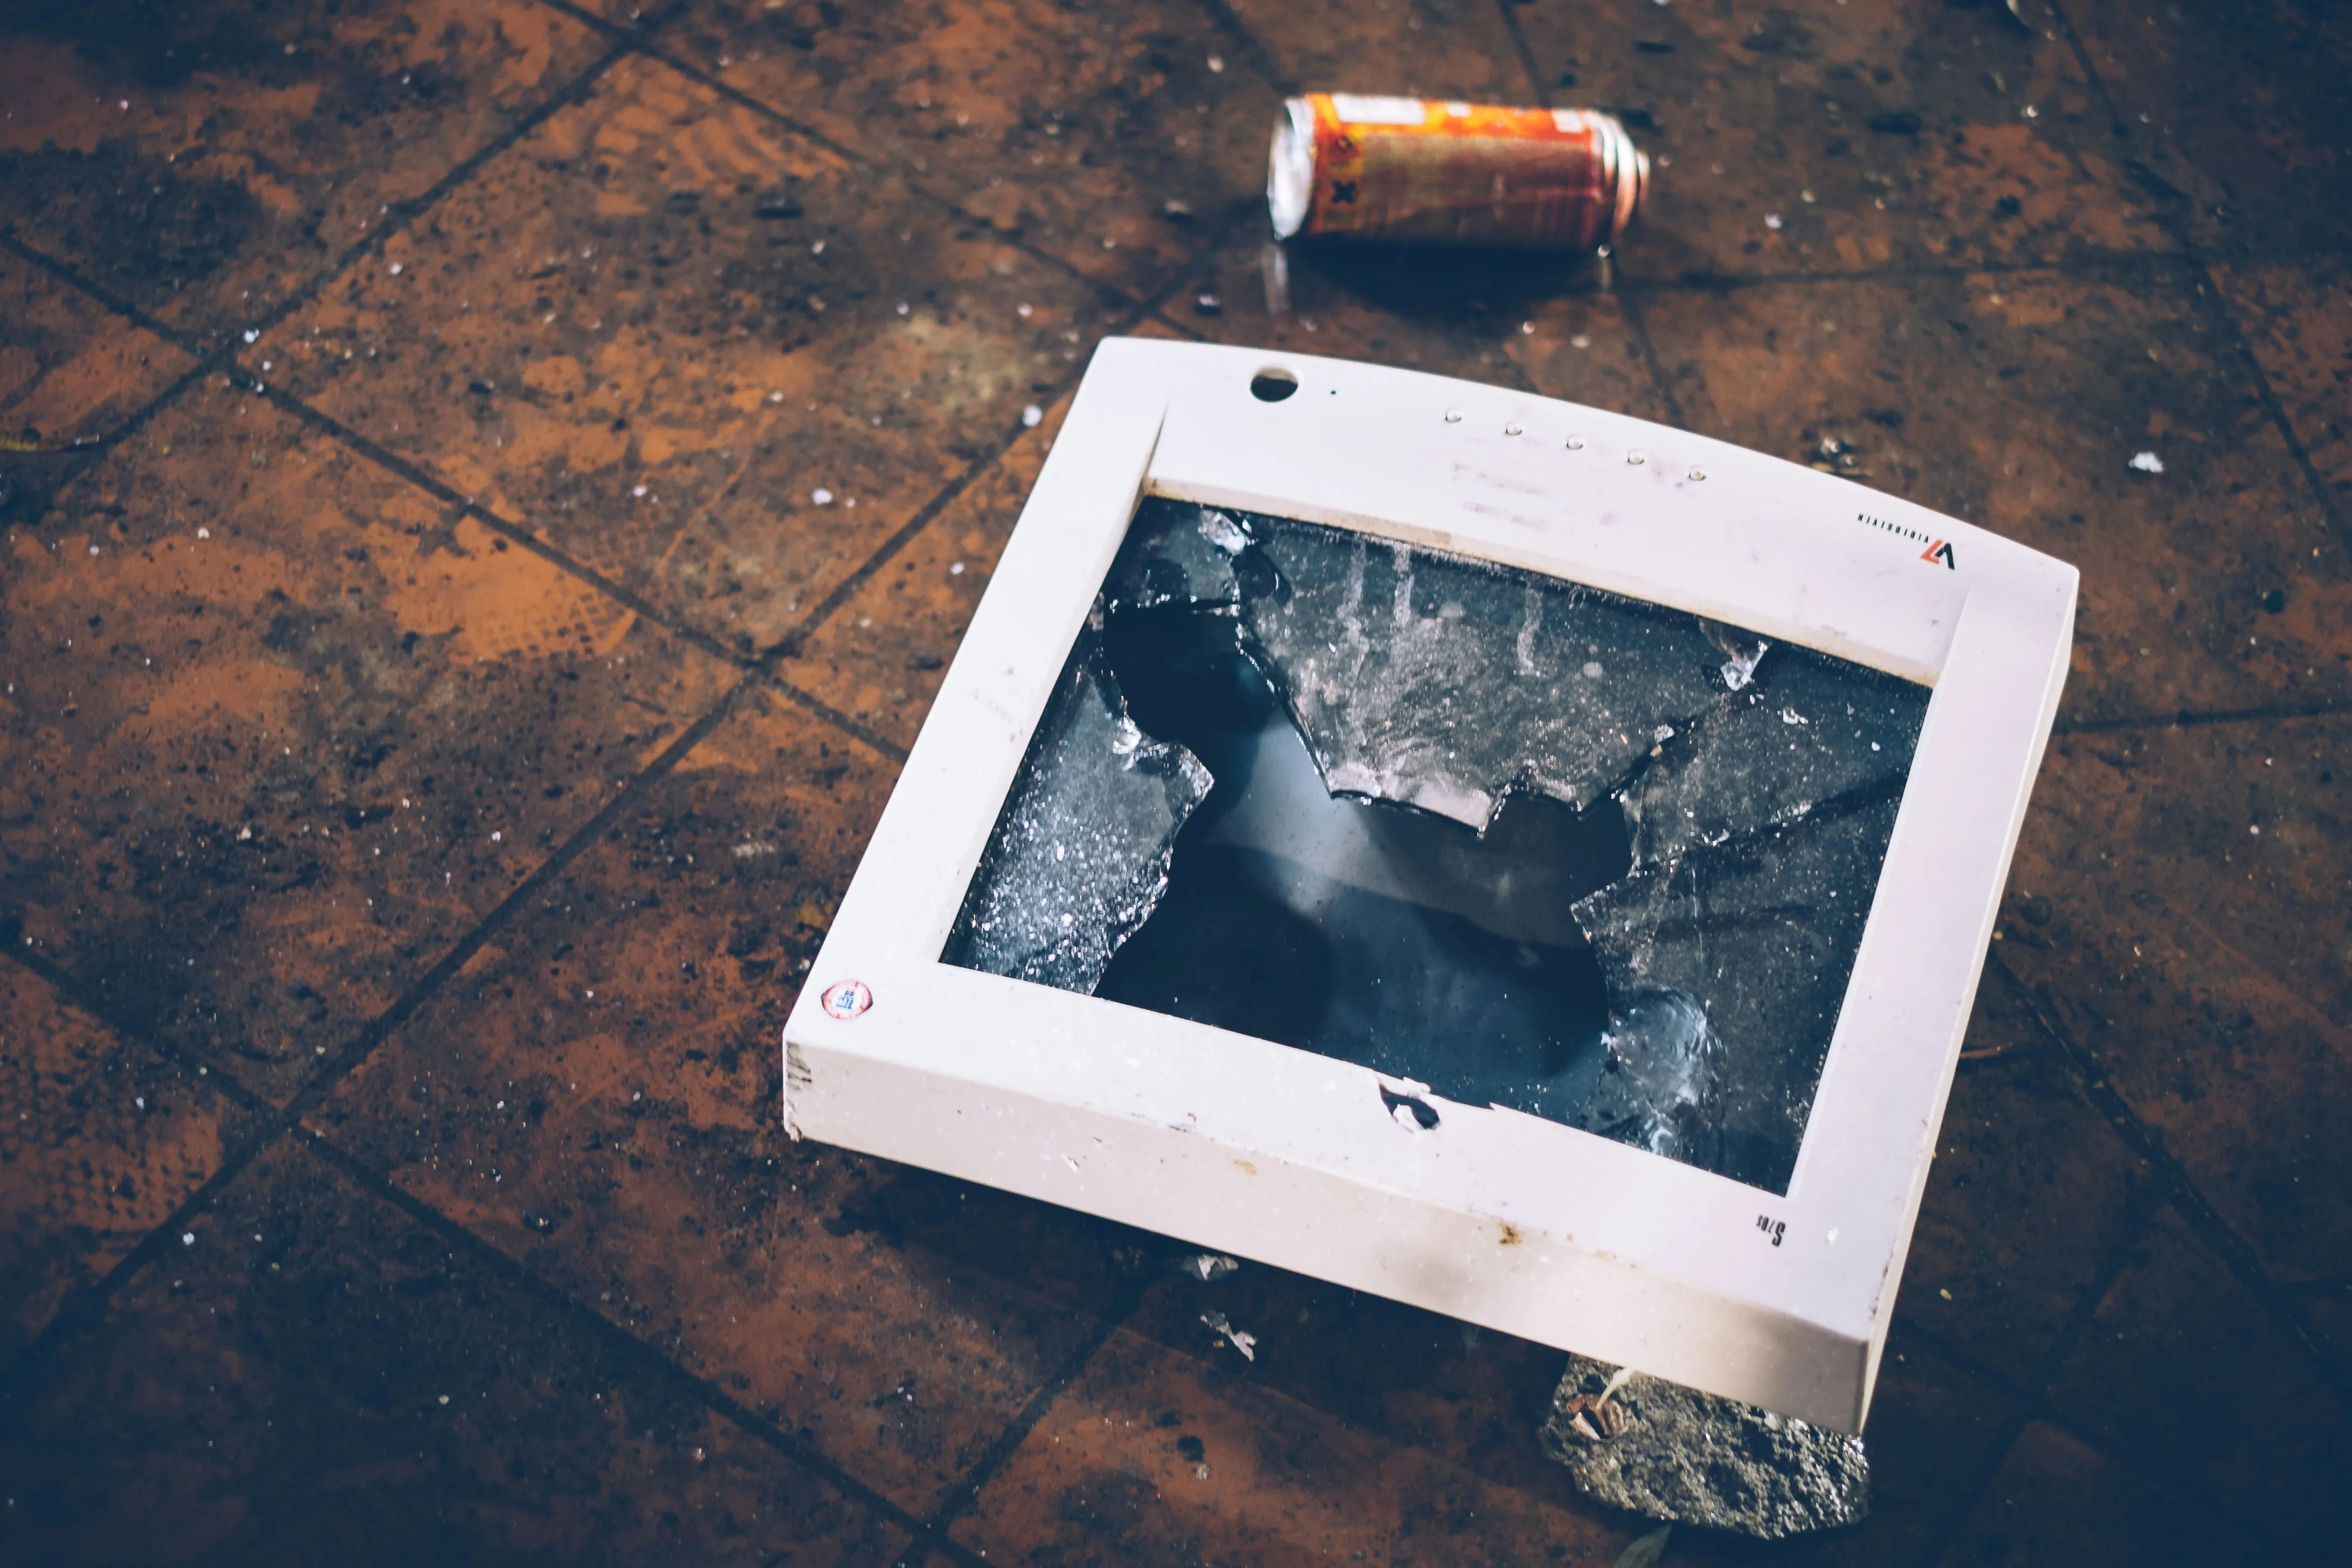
[784,340,2075,1434]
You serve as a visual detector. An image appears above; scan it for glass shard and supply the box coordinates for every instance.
[941,625,1213,994]
[1091,597,1623,1123]
[1103,498,1242,613]
[1572,990,1722,1166]
[1571,796,1903,1191]
[1231,510,1735,828]
[1626,647,1927,868]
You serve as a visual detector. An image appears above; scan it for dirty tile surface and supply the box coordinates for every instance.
[2,1,2348,1563]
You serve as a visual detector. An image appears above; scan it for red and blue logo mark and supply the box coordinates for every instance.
[1859,511,1956,570]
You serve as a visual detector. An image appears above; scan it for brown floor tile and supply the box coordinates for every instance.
[953,1324,1640,1567]
[1998,719,2351,1279]
[1163,230,1671,422]
[268,52,1122,657]
[2067,0,2352,261]
[2209,258,2352,506]
[667,0,1265,297]
[772,393,1067,752]
[0,1136,910,1565]
[2039,1205,2350,1549]
[0,381,736,1103]
[1221,0,1529,102]
[1118,1258,2008,1567]
[0,963,264,1350]
[1505,0,2168,281]
[310,686,1141,1517]
[0,259,194,446]
[771,320,1206,750]
[1121,1261,1588,1507]
[0,1,611,346]
[1638,268,2352,726]
[0,255,198,532]
[1896,966,2151,1386]
[1934,1419,2245,1568]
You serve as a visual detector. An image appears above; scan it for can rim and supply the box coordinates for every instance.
[1591,113,1647,243]
[1267,97,1316,241]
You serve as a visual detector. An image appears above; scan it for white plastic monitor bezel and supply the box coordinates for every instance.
[782,339,2076,1432]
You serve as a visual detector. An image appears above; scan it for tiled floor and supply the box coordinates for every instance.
[2,1,2346,1563]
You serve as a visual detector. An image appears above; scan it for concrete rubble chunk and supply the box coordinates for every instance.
[1540,1353,1870,1540]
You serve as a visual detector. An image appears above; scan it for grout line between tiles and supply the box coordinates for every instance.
[0,941,272,1117]
[530,0,693,40]
[2054,697,2352,736]
[744,215,1253,668]
[0,33,639,495]
[1622,251,2194,295]
[886,1279,1155,1568]
[1493,14,1688,432]
[1913,1180,2168,1564]
[1492,0,1550,112]
[0,231,201,353]
[251,383,913,763]
[1989,946,2352,1407]
[1189,0,1296,97]
[280,675,756,1120]
[1613,288,1690,433]
[231,37,642,361]
[754,676,911,763]
[2042,0,2352,564]
[1895,1313,2309,1554]
[0,670,755,1416]
[253,388,742,662]
[0,1118,284,1418]
[0,181,1249,1551]
[290,1126,972,1561]
[625,44,1136,318]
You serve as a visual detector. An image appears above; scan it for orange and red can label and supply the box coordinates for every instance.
[1268,94,1647,250]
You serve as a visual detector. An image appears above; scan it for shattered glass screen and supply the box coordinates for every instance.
[942,499,1931,1193]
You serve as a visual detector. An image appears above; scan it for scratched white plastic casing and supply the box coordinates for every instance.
[783,339,2077,1433]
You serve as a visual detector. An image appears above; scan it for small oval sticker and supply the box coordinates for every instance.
[819,979,872,1020]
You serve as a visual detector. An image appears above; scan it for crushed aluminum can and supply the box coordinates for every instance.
[1267,93,1648,250]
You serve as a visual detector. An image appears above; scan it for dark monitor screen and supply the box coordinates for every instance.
[943,498,1930,1194]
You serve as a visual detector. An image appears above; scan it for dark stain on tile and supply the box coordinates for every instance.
[271,53,1119,655]
[2069,0,2352,261]
[1899,964,2151,1385]
[673,0,1266,296]
[0,1136,910,1565]
[2041,1207,2350,1548]
[0,963,264,1351]
[1939,1418,2251,1567]
[2001,720,2352,1280]
[1,381,735,1102]
[311,688,1142,1516]
[0,1,611,343]
[954,1326,1638,1565]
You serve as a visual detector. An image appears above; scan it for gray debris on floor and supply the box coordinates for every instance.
[1540,1353,1870,1539]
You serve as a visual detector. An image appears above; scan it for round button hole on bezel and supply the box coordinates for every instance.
[1250,368,1300,403]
